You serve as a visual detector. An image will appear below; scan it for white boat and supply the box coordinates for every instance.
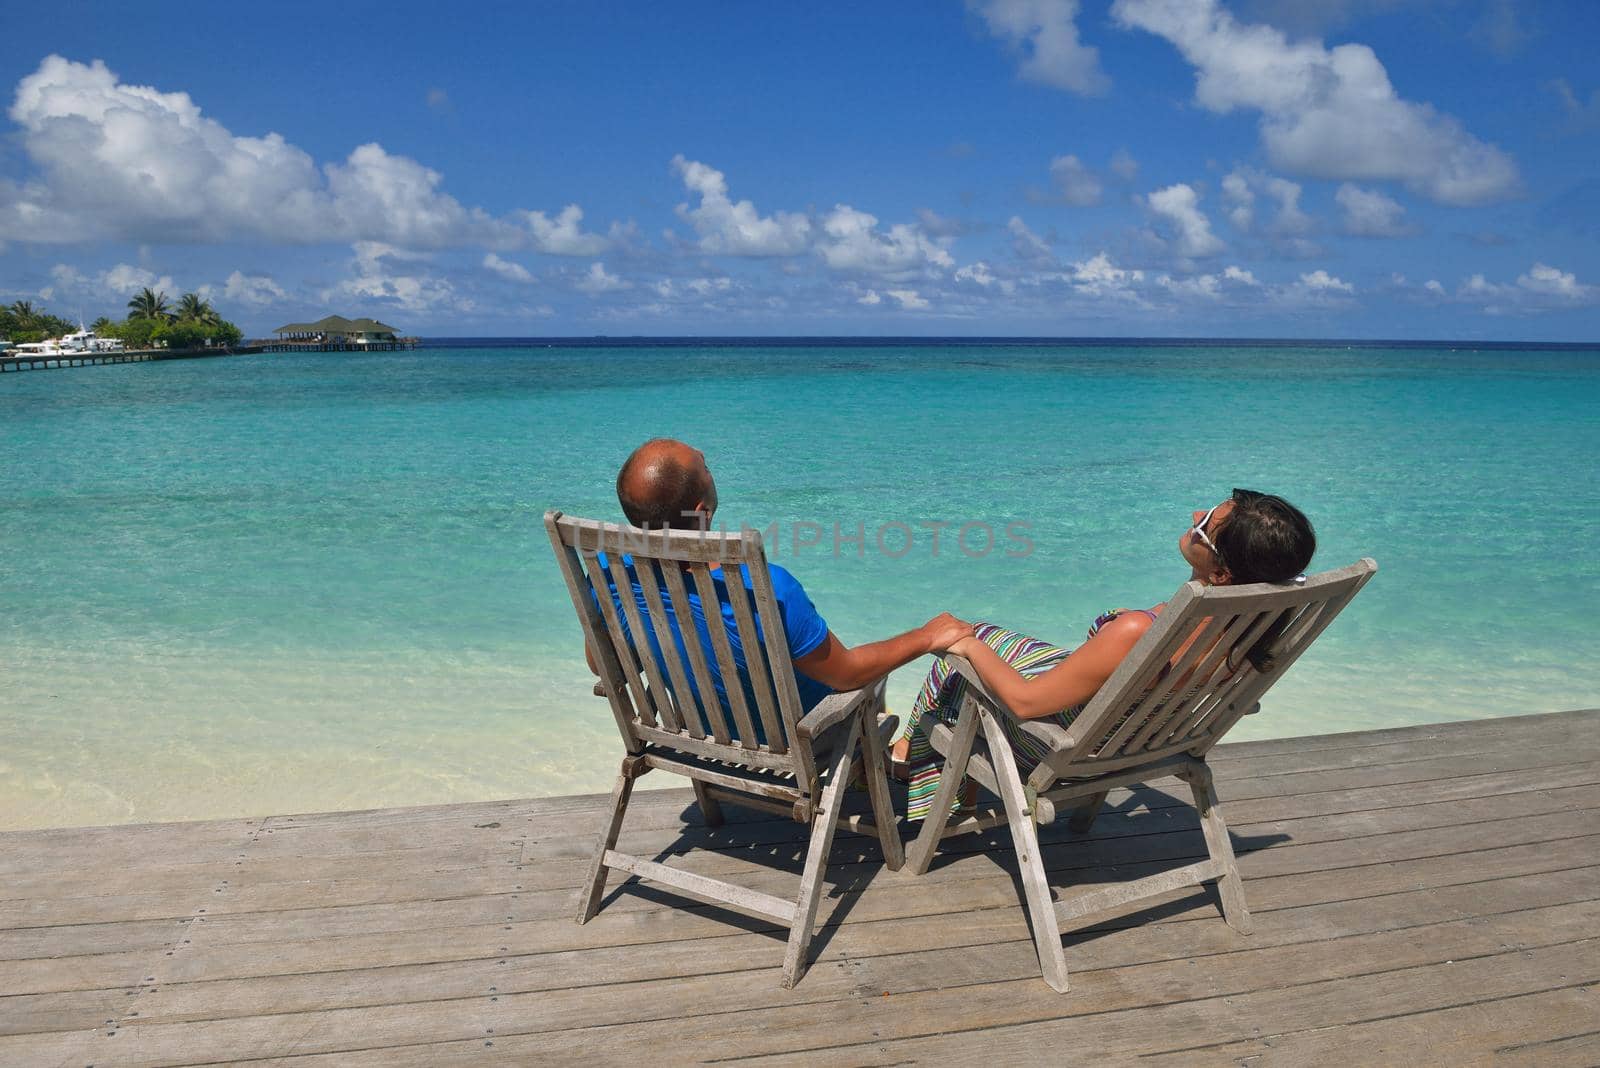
[13,325,124,357]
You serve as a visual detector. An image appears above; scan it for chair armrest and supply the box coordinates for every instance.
[942,655,1077,753]
[796,678,885,741]
[592,680,608,697]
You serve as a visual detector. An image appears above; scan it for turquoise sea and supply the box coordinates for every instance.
[3,341,1597,830]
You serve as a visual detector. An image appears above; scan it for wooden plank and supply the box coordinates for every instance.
[44,909,1582,1067]
[8,865,1590,1036]
[688,563,761,748]
[657,560,721,743]
[600,852,796,926]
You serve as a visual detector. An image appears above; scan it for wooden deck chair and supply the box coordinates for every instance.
[905,559,1377,992]
[546,510,904,987]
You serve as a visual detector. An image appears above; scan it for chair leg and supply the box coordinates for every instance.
[858,703,904,872]
[574,766,635,924]
[691,780,725,827]
[1067,790,1109,834]
[980,708,1070,993]
[1187,763,1253,934]
[782,718,859,988]
[905,694,983,876]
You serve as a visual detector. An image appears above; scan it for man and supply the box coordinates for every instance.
[596,438,969,723]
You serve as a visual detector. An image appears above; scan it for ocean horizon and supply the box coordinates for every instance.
[3,338,1597,831]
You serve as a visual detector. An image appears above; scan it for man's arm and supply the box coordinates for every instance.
[793,613,971,693]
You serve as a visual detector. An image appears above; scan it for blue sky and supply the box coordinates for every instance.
[2,0,1596,339]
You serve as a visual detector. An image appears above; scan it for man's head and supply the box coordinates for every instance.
[616,438,718,530]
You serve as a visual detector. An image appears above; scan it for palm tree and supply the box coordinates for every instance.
[90,316,115,333]
[176,292,219,325]
[9,300,37,327]
[127,287,171,321]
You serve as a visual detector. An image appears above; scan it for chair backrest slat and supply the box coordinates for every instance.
[581,548,660,729]
[545,522,644,755]
[723,574,790,755]
[1099,611,1233,757]
[545,511,815,790]
[657,561,727,744]
[1155,608,1283,748]
[1047,559,1377,776]
[602,552,683,734]
[630,558,692,734]
[1125,608,1266,754]
[745,550,815,785]
[688,563,761,750]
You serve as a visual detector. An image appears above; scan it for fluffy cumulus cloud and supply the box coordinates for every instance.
[815,205,953,276]
[1335,184,1415,237]
[1220,166,1318,256]
[574,261,629,294]
[483,253,535,284]
[322,242,470,314]
[1069,251,1146,298]
[1,56,609,252]
[671,155,810,256]
[1112,0,1519,204]
[885,288,930,310]
[1458,263,1597,314]
[216,270,288,306]
[969,0,1110,95]
[1296,268,1353,294]
[1145,183,1225,258]
[1007,216,1055,265]
[1048,154,1103,206]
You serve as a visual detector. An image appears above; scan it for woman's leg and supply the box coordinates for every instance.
[904,623,1072,821]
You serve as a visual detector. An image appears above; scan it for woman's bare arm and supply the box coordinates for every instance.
[948,612,1153,720]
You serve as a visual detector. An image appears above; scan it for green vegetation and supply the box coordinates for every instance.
[1,289,245,350]
[0,300,75,344]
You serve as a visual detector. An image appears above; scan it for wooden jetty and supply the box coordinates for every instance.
[0,338,421,372]
[2,709,1596,1065]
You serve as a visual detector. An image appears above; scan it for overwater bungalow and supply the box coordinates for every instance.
[269,315,415,350]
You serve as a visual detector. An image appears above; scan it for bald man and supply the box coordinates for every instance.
[599,438,969,727]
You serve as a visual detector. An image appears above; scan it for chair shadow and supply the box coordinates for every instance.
[592,789,896,960]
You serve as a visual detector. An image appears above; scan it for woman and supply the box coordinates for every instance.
[892,489,1317,821]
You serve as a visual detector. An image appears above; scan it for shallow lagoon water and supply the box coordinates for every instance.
[3,341,1597,829]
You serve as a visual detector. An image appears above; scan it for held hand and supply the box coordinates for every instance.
[922,612,975,654]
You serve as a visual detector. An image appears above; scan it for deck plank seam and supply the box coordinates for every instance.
[698,941,1600,1064]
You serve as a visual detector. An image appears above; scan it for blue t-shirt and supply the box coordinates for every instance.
[595,554,832,740]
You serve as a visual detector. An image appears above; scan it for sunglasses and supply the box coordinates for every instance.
[1190,489,1266,565]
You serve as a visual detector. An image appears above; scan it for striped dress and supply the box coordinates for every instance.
[904,612,1154,821]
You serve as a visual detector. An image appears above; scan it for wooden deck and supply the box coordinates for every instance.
[3,709,1596,1065]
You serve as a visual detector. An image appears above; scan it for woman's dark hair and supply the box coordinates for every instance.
[1214,489,1317,673]
[1213,488,1316,585]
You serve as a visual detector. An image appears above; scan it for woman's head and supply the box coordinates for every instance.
[1183,488,1316,585]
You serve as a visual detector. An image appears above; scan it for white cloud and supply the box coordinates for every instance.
[856,288,882,306]
[218,270,287,306]
[1296,269,1353,293]
[1159,263,1261,300]
[102,263,175,297]
[1224,265,1259,286]
[1454,265,1598,314]
[1516,263,1590,300]
[1221,172,1254,230]
[1424,279,1446,295]
[575,261,629,294]
[1109,147,1139,181]
[815,205,953,275]
[1335,183,1415,237]
[1048,154,1103,206]
[323,242,469,314]
[1007,215,1055,265]
[1112,0,1519,204]
[483,253,535,284]
[1145,183,1225,257]
[885,288,930,310]
[1,56,609,251]
[519,204,610,256]
[1070,252,1145,298]
[969,0,1110,95]
[671,155,810,256]
[654,277,735,300]
[954,260,1017,296]
[1223,167,1313,236]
